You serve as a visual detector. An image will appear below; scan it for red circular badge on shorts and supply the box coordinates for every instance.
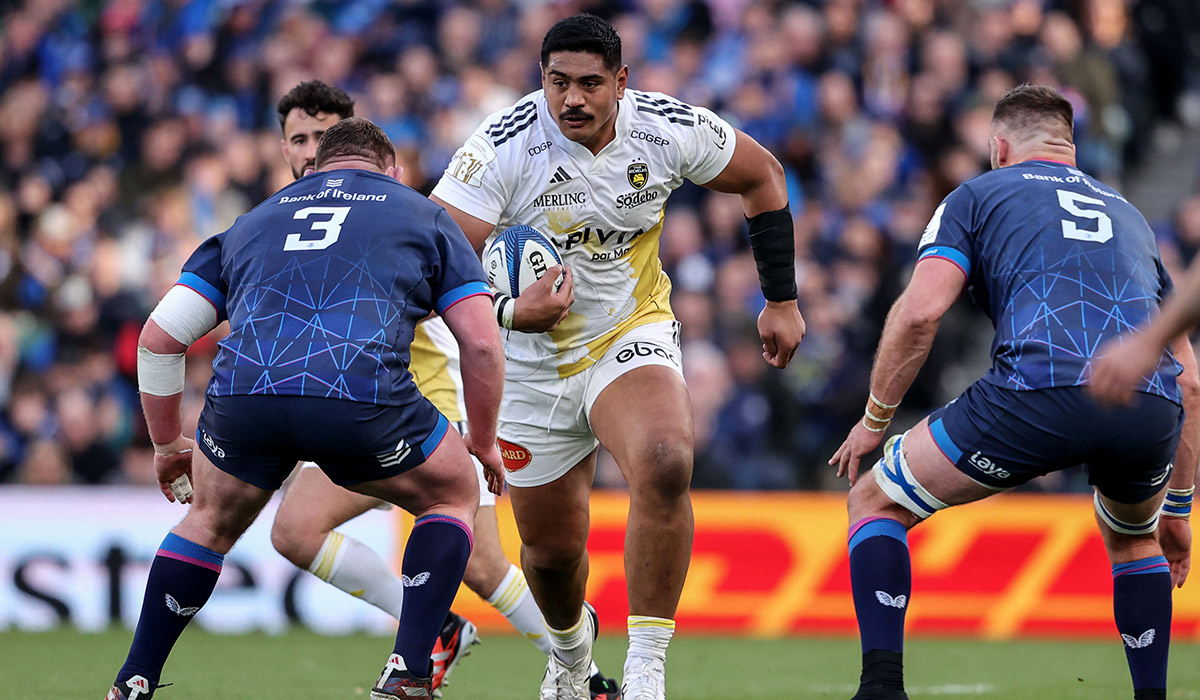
[498,438,532,472]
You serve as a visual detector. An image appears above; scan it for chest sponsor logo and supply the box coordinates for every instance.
[627,162,648,190]
[498,438,532,472]
[532,191,588,208]
[616,189,659,209]
[630,129,670,147]
[527,141,552,157]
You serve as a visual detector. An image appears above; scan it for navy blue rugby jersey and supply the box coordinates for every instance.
[176,169,490,405]
[916,159,1180,403]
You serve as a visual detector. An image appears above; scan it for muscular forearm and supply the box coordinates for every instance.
[1172,334,1200,491]
[141,393,185,445]
[868,297,941,406]
[460,339,504,445]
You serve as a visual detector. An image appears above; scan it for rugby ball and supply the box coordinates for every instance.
[484,225,563,297]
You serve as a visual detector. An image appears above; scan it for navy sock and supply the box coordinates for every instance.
[116,533,223,685]
[392,515,473,678]
[849,518,911,655]
[1112,556,1171,693]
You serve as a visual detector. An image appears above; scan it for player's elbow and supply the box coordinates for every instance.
[461,333,504,372]
[892,297,943,335]
[1178,362,1200,406]
[139,319,188,355]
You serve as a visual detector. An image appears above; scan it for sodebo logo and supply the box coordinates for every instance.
[498,438,532,472]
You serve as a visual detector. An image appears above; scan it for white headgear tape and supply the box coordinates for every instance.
[137,345,186,396]
[150,285,218,346]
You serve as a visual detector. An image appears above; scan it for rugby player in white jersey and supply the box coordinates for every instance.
[266,81,621,699]
[430,15,805,700]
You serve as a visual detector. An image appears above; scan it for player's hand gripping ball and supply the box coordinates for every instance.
[484,225,563,297]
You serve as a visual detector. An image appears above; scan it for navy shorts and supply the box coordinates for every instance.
[928,381,1182,504]
[196,394,449,491]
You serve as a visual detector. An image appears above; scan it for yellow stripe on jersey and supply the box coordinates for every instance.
[553,216,674,378]
[409,322,463,422]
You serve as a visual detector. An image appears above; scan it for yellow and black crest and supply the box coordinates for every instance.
[627,162,648,190]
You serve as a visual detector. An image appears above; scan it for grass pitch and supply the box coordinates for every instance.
[10,627,1200,699]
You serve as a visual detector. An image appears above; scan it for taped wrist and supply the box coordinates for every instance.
[493,292,515,330]
[137,346,185,396]
[747,205,797,302]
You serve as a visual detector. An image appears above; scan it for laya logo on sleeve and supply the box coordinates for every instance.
[497,438,532,472]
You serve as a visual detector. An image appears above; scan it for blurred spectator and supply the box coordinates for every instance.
[0,0,1197,491]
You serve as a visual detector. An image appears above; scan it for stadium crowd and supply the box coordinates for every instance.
[0,0,1198,491]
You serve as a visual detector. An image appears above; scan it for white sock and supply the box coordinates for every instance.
[308,530,404,619]
[487,564,553,655]
[547,608,591,666]
[626,616,674,664]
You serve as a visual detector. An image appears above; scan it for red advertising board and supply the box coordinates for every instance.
[425,492,1200,639]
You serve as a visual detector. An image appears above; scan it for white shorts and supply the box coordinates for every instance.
[299,420,495,508]
[498,320,684,488]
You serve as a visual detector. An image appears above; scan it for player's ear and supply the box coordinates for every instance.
[995,136,1011,167]
[615,65,628,98]
[279,138,288,159]
[385,165,404,182]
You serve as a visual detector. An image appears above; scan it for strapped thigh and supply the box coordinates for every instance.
[1093,491,1160,536]
[873,432,950,520]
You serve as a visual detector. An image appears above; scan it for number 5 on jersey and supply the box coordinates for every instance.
[284,206,351,251]
[1057,189,1112,243]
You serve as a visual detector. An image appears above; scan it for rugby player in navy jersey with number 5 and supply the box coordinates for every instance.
[105,118,504,700]
[829,85,1200,700]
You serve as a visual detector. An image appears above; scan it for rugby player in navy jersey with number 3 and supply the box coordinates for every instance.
[829,85,1200,700]
[105,117,504,700]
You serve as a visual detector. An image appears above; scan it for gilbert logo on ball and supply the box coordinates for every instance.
[484,225,562,297]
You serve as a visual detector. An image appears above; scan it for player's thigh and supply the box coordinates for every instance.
[275,464,385,536]
[587,321,692,491]
[850,417,996,525]
[178,449,275,553]
[496,366,596,488]
[349,425,479,520]
[508,450,596,560]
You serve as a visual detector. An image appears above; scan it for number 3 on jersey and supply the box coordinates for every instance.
[284,206,351,251]
[1056,190,1112,243]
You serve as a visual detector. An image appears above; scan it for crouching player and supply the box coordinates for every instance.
[829,85,1200,700]
[105,117,504,700]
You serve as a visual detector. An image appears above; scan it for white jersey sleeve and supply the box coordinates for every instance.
[432,98,538,225]
[677,104,737,185]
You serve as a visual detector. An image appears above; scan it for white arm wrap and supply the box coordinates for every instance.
[150,285,218,346]
[137,346,186,396]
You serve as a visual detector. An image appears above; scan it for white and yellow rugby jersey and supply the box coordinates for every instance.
[409,317,465,423]
[431,88,736,377]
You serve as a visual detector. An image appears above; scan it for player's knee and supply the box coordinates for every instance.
[630,437,692,502]
[522,538,586,577]
[269,508,319,565]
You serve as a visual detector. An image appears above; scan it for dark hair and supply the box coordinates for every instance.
[315,117,395,170]
[277,80,355,131]
[541,14,622,72]
[992,84,1073,141]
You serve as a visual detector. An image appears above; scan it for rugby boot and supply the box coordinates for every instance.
[105,676,166,700]
[583,602,622,699]
[589,670,623,700]
[620,655,665,700]
[850,649,909,700]
[372,654,433,699]
[430,611,479,696]
[540,608,595,700]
